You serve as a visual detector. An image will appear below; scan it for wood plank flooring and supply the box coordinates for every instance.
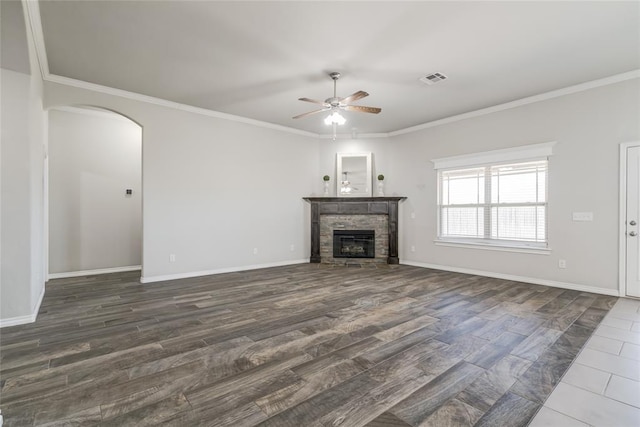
[0,264,616,426]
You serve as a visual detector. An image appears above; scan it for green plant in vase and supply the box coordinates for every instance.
[323,175,330,196]
[377,174,385,196]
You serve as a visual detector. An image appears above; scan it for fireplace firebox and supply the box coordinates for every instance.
[333,230,375,258]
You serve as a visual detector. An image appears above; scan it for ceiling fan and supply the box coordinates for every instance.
[292,72,382,121]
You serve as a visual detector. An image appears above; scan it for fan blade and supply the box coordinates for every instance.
[292,108,329,119]
[344,105,382,114]
[298,97,329,106]
[340,91,368,104]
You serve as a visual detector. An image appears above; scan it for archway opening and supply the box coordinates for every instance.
[46,105,143,280]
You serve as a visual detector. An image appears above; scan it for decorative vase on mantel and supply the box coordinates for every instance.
[323,175,331,196]
[377,174,385,197]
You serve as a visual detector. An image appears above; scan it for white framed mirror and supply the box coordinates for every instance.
[336,152,372,197]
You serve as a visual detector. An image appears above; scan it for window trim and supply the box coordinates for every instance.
[434,239,551,255]
[432,142,555,251]
[432,142,556,170]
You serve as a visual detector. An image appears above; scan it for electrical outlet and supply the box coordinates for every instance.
[169,254,176,262]
[411,245,416,252]
[411,212,416,219]
[290,244,295,252]
[253,248,258,255]
[558,259,567,269]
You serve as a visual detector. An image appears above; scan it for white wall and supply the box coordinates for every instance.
[48,108,142,274]
[389,79,640,294]
[44,82,320,281]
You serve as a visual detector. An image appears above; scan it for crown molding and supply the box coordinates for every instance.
[23,1,639,140]
[22,1,318,139]
[318,132,390,140]
[45,74,320,138]
[22,0,49,78]
[43,68,640,141]
[390,69,640,137]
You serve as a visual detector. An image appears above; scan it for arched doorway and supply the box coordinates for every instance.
[46,105,143,280]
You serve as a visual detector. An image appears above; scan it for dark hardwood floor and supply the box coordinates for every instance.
[0,264,616,426]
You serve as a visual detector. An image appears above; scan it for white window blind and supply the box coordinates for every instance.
[439,160,548,247]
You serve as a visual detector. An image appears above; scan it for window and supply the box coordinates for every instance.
[433,143,554,251]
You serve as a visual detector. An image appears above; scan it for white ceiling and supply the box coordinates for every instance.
[37,1,640,135]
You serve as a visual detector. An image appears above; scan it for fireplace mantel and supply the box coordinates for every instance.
[303,197,407,264]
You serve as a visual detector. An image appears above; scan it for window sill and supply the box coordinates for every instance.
[434,239,551,255]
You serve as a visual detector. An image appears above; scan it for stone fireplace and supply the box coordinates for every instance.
[303,197,406,264]
[323,216,387,264]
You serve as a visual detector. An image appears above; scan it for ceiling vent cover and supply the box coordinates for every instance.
[420,72,448,85]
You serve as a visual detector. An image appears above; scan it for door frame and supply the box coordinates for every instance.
[619,141,640,297]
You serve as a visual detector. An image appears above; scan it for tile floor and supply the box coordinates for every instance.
[529,297,640,427]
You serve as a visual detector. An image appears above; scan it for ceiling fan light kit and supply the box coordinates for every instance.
[293,72,382,139]
[324,111,346,125]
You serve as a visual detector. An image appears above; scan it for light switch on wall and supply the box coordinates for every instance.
[572,212,593,221]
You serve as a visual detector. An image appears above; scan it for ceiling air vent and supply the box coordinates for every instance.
[420,72,448,85]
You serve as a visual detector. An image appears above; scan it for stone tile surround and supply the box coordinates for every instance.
[320,214,389,264]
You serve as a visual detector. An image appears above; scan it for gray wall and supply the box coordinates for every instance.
[48,108,142,274]
[1,69,34,321]
[44,82,320,282]
[0,50,46,322]
[318,137,394,197]
[4,72,639,327]
[389,79,640,293]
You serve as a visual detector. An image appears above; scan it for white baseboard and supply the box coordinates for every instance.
[140,259,308,283]
[32,282,45,318]
[48,265,141,280]
[0,312,38,328]
[0,260,617,328]
[0,283,46,328]
[401,260,620,297]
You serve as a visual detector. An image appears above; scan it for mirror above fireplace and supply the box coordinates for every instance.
[336,152,372,197]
